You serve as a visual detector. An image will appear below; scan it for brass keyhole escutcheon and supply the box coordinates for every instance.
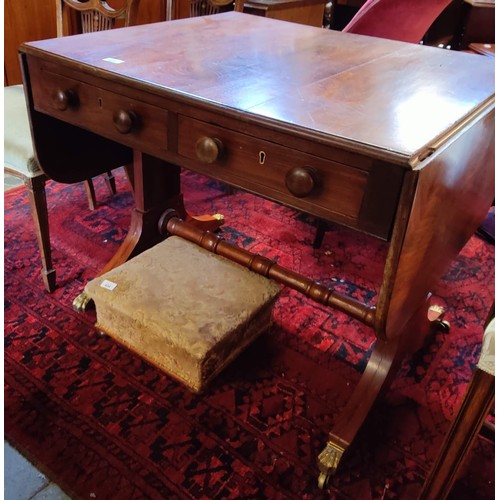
[259,151,266,165]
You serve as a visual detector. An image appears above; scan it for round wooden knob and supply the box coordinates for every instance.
[54,89,76,110]
[285,167,318,198]
[113,109,137,134]
[195,137,223,164]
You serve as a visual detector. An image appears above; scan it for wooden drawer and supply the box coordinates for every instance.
[29,60,169,155]
[178,116,368,224]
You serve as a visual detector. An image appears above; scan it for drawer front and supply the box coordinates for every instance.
[30,64,168,155]
[178,116,368,223]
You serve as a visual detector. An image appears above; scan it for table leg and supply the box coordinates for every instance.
[73,151,224,311]
[152,215,442,489]
[317,294,434,489]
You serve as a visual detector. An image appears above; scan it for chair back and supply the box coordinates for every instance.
[342,0,452,44]
[56,0,139,37]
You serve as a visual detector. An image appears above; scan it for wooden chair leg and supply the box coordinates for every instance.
[313,219,327,249]
[103,170,117,196]
[85,172,118,210]
[25,175,56,292]
[84,178,97,210]
[123,164,134,192]
[420,369,495,499]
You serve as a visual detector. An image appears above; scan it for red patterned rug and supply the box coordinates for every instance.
[4,171,494,499]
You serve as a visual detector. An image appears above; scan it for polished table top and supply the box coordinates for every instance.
[24,12,494,166]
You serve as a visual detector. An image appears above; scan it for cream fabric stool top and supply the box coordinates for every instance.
[85,236,281,392]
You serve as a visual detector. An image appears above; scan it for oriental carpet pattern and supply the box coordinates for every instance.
[4,171,494,499]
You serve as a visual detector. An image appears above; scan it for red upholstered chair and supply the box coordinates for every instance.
[342,0,453,42]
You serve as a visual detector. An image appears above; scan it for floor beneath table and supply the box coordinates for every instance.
[4,442,70,500]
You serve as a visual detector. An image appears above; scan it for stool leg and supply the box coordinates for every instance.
[25,175,56,292]
[103,170,117,196]
[313,219,327,249]
[84,178,97,210]
[84,173,117,211]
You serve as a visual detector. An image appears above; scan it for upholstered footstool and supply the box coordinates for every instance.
[85,236,281,392]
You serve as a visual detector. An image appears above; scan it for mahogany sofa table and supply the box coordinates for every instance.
[20,12,494,488]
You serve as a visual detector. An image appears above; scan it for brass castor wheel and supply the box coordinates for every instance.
[73,291,93,313]
[434,319,451,333]
[318,472,330,490]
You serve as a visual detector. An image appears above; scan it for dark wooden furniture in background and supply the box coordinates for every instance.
[329,0,364,30]
[4,0,166,86]
[5,1,56,86]
[469,42,495,57]
[19,12,494,488]
[330,0,495,49]
[56,0,139,37]
[189,0,234,17]
[172,0,234,20]
[422,0,495,49]
[234,0,326,27]
[458,0,495,49]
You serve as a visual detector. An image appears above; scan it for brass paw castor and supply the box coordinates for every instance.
[317,441,344,490]
[73,291,93,313]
